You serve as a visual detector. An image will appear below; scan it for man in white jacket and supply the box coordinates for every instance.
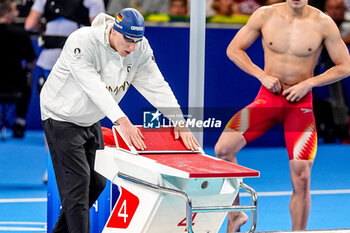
[41,8,199,233]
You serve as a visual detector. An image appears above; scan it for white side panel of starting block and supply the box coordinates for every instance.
[95,148,242,233]
[101,181,161,233]
[102,176,238,233]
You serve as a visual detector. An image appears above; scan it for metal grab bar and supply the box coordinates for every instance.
[240,182,258,233]
[117,172,257,233]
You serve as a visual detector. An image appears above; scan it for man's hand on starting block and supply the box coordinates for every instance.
[174,125,200,151]
[116,117,146,150]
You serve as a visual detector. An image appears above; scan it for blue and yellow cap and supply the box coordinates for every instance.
[113,8,145,39]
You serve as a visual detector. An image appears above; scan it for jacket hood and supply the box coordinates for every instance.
[91,13,115,46]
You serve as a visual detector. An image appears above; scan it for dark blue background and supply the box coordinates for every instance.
[25,25,350,147]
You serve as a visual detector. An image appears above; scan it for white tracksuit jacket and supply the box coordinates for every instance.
[40,13,183,127]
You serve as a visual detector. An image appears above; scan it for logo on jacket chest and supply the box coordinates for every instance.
[127,65,132,73]
[106,81,130,95]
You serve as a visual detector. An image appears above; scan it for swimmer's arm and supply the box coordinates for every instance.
[308,16,350,88]
[227,7,281,93]
[226,7,266,80]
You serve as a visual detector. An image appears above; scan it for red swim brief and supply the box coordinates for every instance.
[226,86,317,161]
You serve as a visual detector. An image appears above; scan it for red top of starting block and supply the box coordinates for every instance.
[106,126,259,178]
[141,153,260,178]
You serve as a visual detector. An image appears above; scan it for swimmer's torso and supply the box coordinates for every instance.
[261,4,325,88]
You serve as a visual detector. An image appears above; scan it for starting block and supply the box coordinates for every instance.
[95,126,259,233]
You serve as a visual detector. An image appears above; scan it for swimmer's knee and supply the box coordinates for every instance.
[214,143,231,159]
[291,166,311,194]
[292,178,310,195]
[215,134,245,161]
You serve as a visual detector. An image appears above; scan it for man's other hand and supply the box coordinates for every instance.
[282,79,312,102]
[116,117,146,150]
[174,126,200,151]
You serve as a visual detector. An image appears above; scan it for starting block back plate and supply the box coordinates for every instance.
[113,126,202,154]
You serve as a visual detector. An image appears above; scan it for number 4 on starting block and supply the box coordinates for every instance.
[106,187,139,229]
[177,213,197,231]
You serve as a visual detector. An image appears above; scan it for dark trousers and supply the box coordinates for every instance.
[42,119,106,233]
